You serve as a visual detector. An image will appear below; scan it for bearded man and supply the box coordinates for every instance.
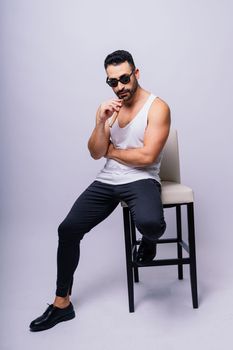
[30,50,170,331]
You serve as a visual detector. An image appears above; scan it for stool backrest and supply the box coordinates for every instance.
[159,129,181,183]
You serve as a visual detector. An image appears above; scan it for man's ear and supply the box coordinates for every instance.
[135,68,140,79]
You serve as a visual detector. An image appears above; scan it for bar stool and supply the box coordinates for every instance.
[122,129,198,312]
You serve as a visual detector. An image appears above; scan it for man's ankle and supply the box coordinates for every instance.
[53,296,70,308]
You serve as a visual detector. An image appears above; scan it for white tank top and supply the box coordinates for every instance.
[95,93,162,185]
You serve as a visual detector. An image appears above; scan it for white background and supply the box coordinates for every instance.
[1,1,233,349]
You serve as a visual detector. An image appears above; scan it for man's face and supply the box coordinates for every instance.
[106,61,139,102]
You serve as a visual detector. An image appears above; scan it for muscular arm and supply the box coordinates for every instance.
[88,99,122,159]
[106,98,171,167]
[87,107,110,160]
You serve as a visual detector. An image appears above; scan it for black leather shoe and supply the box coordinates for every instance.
[29,302,75,332]
[136,239,157,263]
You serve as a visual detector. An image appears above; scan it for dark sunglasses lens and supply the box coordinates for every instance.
[107,79,118,87]
[120,75,130,84]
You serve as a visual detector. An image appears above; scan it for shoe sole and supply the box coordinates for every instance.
[30,311,75,332]
[136,255,157,266]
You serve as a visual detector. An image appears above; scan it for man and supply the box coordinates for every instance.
[30,50,170,331]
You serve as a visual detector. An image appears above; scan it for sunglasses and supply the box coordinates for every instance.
[106,69,135,88]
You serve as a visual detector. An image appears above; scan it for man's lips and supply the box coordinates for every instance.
[119,91,129,97]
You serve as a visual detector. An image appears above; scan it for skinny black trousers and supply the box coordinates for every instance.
[56,179,166,297]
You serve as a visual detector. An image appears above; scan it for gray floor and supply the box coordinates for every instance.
[1,210,232,350]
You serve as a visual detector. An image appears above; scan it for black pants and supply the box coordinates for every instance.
[56,179,166,297]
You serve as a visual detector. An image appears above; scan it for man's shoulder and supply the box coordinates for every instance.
[148,96,170,119]
[151,96,170,113]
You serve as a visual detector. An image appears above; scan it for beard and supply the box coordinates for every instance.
[116,78,139,102]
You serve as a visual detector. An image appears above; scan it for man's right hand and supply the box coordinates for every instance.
[88,99,122,159]
[97,99,123,123]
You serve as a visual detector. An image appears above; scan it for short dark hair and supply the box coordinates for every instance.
[104,50,136,70]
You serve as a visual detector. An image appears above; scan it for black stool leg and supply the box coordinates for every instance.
[187,203,198,308]
[123,207,135,312]
[176,205,183,280]
[130,213,139,283]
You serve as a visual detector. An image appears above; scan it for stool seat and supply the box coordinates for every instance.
[161,181,194,205]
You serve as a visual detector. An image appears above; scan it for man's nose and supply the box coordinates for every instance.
[117,82,125,91]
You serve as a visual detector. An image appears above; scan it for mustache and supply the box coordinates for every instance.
[118,89,130,95]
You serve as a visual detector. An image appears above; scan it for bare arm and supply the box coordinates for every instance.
[106,98,171,166]
[88,99,122,159]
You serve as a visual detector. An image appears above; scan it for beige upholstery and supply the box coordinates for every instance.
[160,129,194,205]
[161,181,194,204]
[160,129,181,183]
